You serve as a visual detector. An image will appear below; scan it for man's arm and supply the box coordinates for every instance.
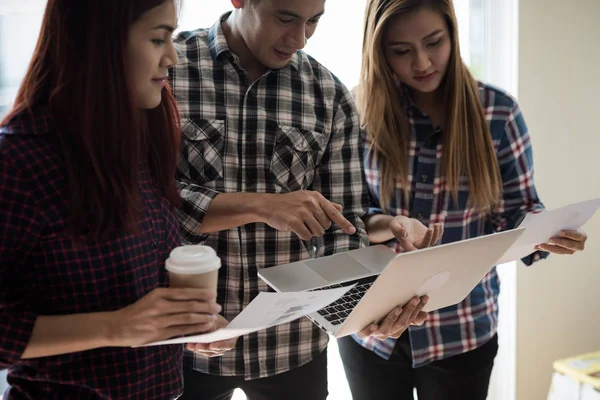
[185,191,264,234]
[176,180,356,239]
[176,180,357,244]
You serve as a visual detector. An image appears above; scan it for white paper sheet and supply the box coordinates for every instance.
[497,197,600,264]
[139,285,353,346]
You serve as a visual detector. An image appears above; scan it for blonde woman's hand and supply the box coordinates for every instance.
[390,216,443,252]
[536,229,588,255]
[357,295,429,340]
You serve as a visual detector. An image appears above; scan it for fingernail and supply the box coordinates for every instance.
[395,308,402,316]
[413,298,420,305]
[370,325,377,332]
[208,314,217,319]
[213,304,222,312]
[402,231,408,238]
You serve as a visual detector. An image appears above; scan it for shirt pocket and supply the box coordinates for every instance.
[270,125,327,193]
[180,118,225,184]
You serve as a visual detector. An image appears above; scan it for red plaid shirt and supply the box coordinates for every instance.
[0,109,183,399]
[356,82,547,367]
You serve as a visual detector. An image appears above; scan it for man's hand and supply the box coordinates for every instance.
[259,191,356,240]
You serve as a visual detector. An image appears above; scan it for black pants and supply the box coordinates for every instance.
[180,349,328,400]
[338,333,498,400]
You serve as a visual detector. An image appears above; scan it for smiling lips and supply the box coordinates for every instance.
[152,77,168,87]
[274,49,295,60]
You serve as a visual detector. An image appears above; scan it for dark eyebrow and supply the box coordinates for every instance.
[276,9,325,20]
[152,24,177,33]
[388,29,444,46]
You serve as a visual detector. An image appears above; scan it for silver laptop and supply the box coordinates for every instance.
[258,228,525,338]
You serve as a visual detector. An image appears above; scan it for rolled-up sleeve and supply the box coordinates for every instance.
[174,178,219,245]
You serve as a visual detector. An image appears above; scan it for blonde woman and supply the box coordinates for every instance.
[337,0,588,399]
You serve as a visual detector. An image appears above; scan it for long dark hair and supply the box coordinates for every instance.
[1,0,182,240]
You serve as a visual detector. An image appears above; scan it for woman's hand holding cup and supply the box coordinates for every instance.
[108,287,221,347]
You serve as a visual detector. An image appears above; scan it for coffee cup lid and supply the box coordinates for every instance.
[165,245,221,275]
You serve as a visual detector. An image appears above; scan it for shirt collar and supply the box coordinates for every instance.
[288,51,301,71]
[208,13,234,62]
[400,84,418,113]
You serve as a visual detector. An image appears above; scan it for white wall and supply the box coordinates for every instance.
[516,0,600,399]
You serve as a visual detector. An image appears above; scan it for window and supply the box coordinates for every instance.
[0,0,45,118]
[0,0,492,120]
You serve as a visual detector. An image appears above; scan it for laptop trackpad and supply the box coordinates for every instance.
[306,254,371,283]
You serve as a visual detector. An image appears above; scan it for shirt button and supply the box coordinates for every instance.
[421,174,428,183]
[150,241,157,249]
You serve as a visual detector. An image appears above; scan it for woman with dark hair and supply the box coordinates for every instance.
[0,0,221,398]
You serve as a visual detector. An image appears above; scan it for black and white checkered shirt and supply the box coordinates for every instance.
[169,14,370,379]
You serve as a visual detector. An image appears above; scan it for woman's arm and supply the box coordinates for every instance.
[363,214,396,244]
[21,313,115,359]
[21,287,221,359]
[364,214,443,251]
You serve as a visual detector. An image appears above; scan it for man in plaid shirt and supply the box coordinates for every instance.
[169,1,371,398]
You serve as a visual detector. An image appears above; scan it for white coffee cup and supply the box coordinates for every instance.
[165,245,221,291]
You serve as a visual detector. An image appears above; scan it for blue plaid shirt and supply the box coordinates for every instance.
[354,82,548,367]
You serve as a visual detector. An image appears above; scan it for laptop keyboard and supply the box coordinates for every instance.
[311,275,376,325]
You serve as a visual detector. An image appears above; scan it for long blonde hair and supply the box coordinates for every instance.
[358,0,501,212]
